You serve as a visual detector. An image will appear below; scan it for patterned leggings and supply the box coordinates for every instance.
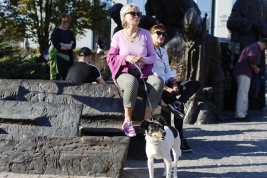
[116,73,164,107]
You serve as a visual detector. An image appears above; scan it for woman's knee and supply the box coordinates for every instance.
[125,77,139,88]
[117,74,139,90]
[148,75,164,88]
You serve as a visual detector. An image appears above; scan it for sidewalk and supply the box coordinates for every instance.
[1,88,266,178]
[121,83,267,177]
[2,107,266,178]
[1,107,266,178]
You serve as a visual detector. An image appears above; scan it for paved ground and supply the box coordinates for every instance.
[121,84,267,178]
[2,108,266,178]
[1,72,267,178]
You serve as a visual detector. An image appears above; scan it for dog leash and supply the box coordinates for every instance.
[134,63,154,121]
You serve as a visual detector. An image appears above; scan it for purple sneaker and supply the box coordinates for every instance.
[122,122,136,137]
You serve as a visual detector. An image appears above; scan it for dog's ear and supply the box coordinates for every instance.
[158,116,167,125]
[140,120,149,130]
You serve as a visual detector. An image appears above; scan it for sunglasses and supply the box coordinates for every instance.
[62,21,70,24]
[126,11,142,17]
[153,31,166,37]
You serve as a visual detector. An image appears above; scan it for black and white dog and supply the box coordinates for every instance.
[141,116,181,178]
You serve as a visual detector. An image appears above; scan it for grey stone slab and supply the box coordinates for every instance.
[16,81,124,117]
[0,79,22,100]
[16,80,155,122]
[0,100,82,137]
[0,79,71,101]
[0,135,130,178]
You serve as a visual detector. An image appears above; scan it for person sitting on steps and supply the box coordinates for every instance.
[107,3,164,137]
[150,24,201,152]
[65,47,106,84]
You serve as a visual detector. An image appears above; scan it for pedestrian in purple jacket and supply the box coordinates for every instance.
[232,38,267,121]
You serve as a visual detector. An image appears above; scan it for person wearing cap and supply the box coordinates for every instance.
[65,47,106,84]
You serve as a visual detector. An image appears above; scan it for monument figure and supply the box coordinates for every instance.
[108,3,123,35]
[145,0,201,45]
[165,8,224,124]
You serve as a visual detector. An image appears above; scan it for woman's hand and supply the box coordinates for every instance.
[168,78,179,94]
[126,55,145,64]
[166,87,177,95]
[126,55,140,64]
[135,55,145,63]
[172,85,179,95]
[60,43,67,49]
[60,42,72,50]
[164,85,179,95]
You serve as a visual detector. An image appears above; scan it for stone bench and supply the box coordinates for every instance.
[1,79,160,158]
[0,79,71,100]
[0,100,129,177]
[0,100,82,136]
[15,80,156,135]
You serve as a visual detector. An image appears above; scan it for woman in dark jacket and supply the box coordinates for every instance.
[50,13,76,80]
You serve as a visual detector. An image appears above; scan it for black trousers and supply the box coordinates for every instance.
[56,56,70,80]
[162,80,201,104]
[162,80,201,139]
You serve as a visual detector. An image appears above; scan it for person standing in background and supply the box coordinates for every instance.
[24,38,30,53]
[227,0,267,110]
[232,38,267,121]
[96,35,104,55]
[50,13,76,80]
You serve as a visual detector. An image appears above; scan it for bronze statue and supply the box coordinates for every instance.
[108,3,123,35]
[227,0,267,110]
[145,0,201,45]
[165,8,224,124]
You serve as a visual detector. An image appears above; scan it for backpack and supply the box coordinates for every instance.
[42,41,51,61]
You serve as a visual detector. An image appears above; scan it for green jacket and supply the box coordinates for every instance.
[49,46,69,80]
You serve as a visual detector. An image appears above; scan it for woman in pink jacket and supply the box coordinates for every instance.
[107,3,164,137]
